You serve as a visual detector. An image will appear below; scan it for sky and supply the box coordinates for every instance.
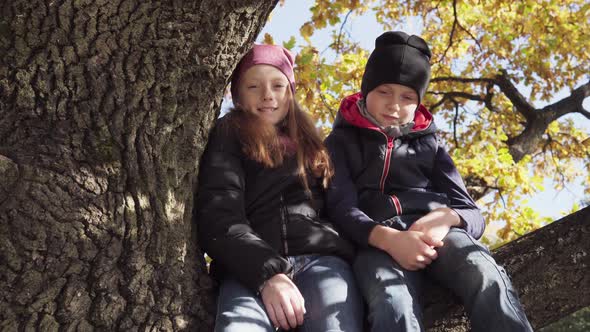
[230,0,589,223]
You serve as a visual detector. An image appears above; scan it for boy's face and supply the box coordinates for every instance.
[237,64,291,125]
[365,83,419,127]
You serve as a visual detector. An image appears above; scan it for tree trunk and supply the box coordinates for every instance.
[0,0,277,330]
[423,206,590,331]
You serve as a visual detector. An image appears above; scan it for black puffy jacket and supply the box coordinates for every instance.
[325,92,485,247]
[195,114,354,292]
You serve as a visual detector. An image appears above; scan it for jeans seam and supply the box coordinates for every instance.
[214,290,223,332]
[460,230,530,328]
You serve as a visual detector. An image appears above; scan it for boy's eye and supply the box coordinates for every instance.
[247,85,258,89]
[378,90,389,94]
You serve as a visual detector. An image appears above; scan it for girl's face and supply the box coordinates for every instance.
[237,65,291,126]
[365,83,418,127]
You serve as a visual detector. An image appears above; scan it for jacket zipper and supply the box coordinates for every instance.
[279,195,289,255]
[379,133,394,193]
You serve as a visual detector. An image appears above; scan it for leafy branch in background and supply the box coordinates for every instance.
[267,0,590,244]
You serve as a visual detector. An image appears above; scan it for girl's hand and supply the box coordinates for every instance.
[260,273,306,330]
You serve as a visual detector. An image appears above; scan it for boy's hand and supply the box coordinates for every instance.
[409,207,461,243]
[260,273,306,330]
[369,226,443,270]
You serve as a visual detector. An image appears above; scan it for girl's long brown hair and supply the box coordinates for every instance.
[226,92,334,191]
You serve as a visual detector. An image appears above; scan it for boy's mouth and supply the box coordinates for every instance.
[382,114,399,121]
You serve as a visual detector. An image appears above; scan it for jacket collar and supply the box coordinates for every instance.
[333,92,436,138]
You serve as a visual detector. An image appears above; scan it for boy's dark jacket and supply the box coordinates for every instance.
[325,92,485,247]
[195,113,354,293]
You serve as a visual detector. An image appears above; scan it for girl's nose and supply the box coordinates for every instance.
[262,86,274,101]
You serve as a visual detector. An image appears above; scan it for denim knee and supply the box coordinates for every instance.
[294,255,364,332]
[354,249,424,332]
[215,279,274,332]
[427,228,533,332]
[430,229,505,292]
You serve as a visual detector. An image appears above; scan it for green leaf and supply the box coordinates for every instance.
[283,36,296,50]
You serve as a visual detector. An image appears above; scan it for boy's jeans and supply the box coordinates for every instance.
[354,228,533,332]
[215,255,363,332]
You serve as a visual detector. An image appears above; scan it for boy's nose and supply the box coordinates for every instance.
[388,102,400,112]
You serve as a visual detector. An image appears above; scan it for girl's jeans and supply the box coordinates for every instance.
[215,255,363,332]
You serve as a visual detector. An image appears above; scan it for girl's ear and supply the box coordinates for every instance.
[232,97,241,109]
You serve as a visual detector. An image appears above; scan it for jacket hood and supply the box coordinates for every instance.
[333,92,436,138]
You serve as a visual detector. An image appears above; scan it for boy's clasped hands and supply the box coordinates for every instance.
[370,207,461,270]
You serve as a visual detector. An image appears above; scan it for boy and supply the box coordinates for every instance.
[325,31,532,331]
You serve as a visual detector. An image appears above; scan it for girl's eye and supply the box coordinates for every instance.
[378,90,389,94]
[274,84,285,88]
[247,85,258,89]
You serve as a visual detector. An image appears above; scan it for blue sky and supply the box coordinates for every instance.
[244,0,590,222]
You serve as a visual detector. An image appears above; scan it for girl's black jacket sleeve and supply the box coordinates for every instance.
[195,121,291,293]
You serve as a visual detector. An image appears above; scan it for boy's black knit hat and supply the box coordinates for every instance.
[361,31,432,102]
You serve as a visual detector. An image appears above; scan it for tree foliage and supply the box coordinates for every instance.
[266,0,590,243]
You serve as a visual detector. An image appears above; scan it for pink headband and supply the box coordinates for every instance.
[230,44,296,101]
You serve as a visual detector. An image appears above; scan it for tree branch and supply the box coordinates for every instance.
[334,9,353,55]
[316,80,336,121]
[431,76,495,84]
[452,100,459,146]
[495,70,537,121]
[438,0,482,63]
[483,82,500,113]
[429,91,485,102]
[545,80,590,120]
[505,80,589,162]
[430,95,451,111]
[456,23,483,52]
[439,0,459,62]
[430,75,588,165]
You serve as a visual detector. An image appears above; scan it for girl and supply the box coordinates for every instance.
[196,44,363,332]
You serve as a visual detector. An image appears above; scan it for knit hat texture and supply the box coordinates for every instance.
[361,31,431,102]
[231,44,296,102]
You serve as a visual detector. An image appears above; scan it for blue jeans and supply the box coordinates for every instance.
[354,228,533,332]
[215,255,363,332]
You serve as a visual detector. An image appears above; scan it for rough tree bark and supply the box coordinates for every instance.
[423,206,590,331]
[0,0,277,330]
[1,1,588,331]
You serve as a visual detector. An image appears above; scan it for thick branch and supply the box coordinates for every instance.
[429,91,485,102]
[430,76,495,84]
[463,175,494,201]
[432,74,588,163]
[547,80,590,119]
[507,80,590,162]
[495,70,537,120]
[423,206,590,331]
